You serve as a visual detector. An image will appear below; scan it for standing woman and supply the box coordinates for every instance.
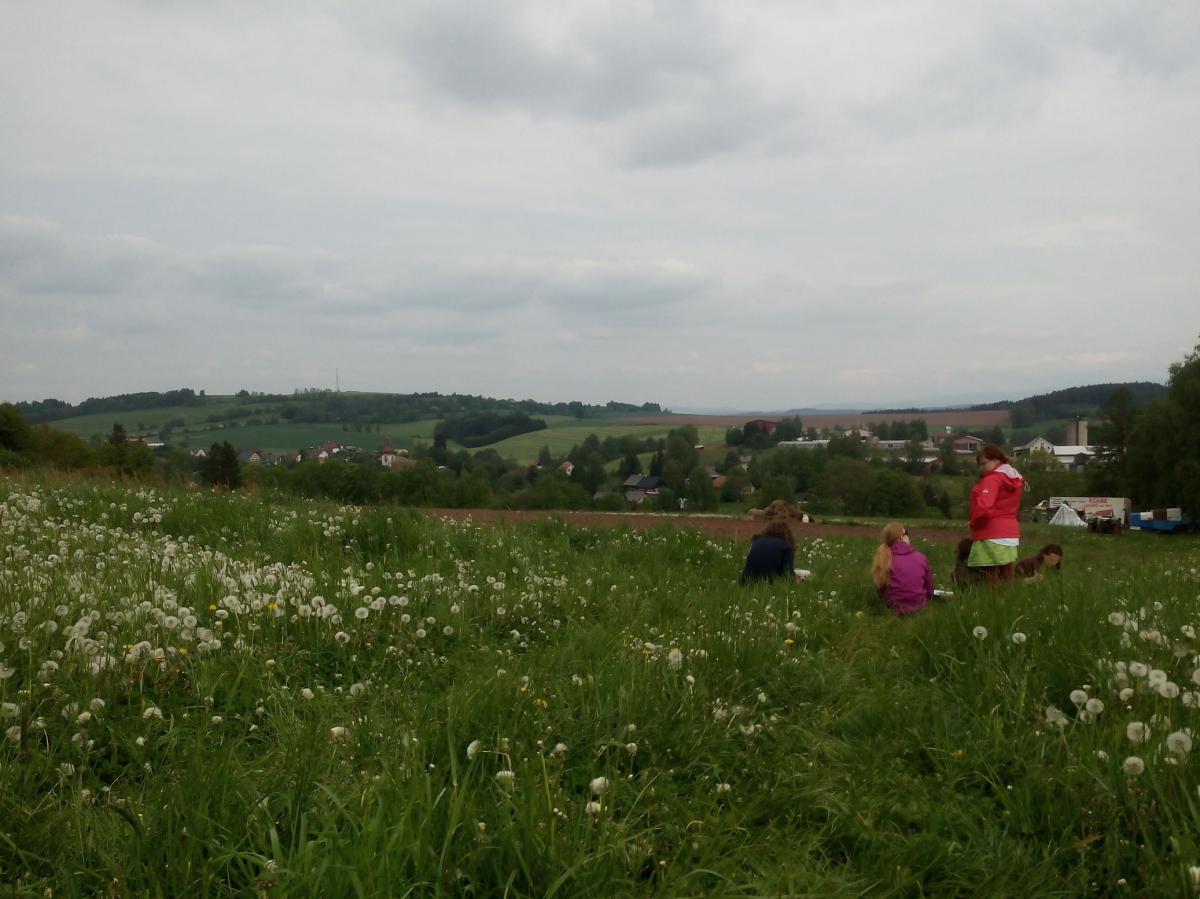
[872,522,933,615]
[968,444,1025,585]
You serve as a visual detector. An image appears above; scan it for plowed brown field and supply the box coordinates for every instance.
[419,508,962,543]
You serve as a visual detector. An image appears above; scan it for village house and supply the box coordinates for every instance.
[744,419,778,434]
[1014,436,1096,472]
[378,445,416,469]
[559,460,575,477]
[236,448,262,465]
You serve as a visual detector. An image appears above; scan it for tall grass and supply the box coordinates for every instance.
[2,476,1199,895]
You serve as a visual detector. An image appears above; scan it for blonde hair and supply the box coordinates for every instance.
[872,522,907,590]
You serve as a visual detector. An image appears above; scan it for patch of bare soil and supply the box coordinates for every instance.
[419,508,962,544]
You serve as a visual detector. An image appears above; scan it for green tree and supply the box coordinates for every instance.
[618,451,642,480]
[1088,386,1139,495]
[199,441,242,489]
[870,470,925,518]
[29,425,95,469]
[816,458,876,515]
[1124,337,1200,509]
[937,439,962,475]
[907,419,929,441]
[684,465,719,511]
[904,439,926,474]
[0,403,33,454]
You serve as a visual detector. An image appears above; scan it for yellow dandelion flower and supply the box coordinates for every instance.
[784,638,795,646]
[177,647,188,656]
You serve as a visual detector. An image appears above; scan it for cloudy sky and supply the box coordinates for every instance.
[2,1,1197,410]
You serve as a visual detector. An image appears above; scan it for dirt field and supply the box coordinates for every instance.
[619,410,1011,430]
[420,508,962,544]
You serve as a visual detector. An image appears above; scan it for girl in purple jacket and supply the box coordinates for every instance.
[872,522,934,615]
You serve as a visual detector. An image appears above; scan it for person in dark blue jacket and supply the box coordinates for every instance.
[740,522,796,584]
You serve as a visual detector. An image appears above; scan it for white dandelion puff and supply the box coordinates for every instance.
[1122,756,1145,776]
[1127,721,1151,744]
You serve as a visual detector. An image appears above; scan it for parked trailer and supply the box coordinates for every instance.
[1130,509,1193,534]
[1033,497,1131,525]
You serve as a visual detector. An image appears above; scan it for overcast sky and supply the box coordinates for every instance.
[2,1,1197,411]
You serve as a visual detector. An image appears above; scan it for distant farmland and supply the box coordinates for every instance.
[621,409,1012,431]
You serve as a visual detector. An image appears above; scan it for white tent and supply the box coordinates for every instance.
[1049,503,1087,527]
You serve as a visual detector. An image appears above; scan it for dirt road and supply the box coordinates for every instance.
[419,508,962,544]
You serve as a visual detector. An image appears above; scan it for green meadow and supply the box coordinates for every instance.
[3,475,1200,895]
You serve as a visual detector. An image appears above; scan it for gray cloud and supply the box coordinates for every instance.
[0,3,1196,407]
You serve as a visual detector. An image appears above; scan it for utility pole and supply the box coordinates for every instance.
[336,368,340,393]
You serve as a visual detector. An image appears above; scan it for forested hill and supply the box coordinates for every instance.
[968,382,1166,423]
[14,389,663,426]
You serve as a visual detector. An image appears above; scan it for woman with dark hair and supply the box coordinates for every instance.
[1016,544,1063,579]
[967,443,1025,585]
[872,522,933,615]
[740,521,796,584]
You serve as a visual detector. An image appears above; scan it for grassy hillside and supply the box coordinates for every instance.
[3,476,1200,894]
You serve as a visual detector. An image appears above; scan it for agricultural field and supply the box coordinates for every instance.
[487,422,729,465]
[3,477,1200,895]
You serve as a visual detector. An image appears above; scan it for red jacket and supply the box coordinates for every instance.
[969,463,1024,540]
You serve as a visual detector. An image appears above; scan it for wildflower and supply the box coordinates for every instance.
[1043,705,1068,728]
[972,626,988,640]
[88,698,105,712]
[450,604,460,615]
[1158,681,1181,699]
[334,631,350,644]
[757,692,768,704]
[552,742,568,756]
[5,726,20,742]
[330,726,348,740]
[784,638,795,647]
[1128,662,1149,678]
[355,607,369,620]
[686,674,695,686]
[590,776,609,795]
[1167,731,1193,756]
[415,629,426,639]
[667,648,683,670]
[1011,632,1026,645]
[1126,721,1151,744]
[1,702,19,718]
[1122,756,1145,776]
[143,706,163,720]
[211,716,223,725]
[466,739,482,761]
[1119,687,1135,701]
[0,666,13,679]
[135,736,146,747]
[1069,690,1088,707]
[625,742,638,756]
[585,801,602,815]
[494,770,515,788]
[443,626,454,636]
[1085,698,1105,715]
[716,782,732,793]
[76,711,92,724]
[301,688,314,700]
